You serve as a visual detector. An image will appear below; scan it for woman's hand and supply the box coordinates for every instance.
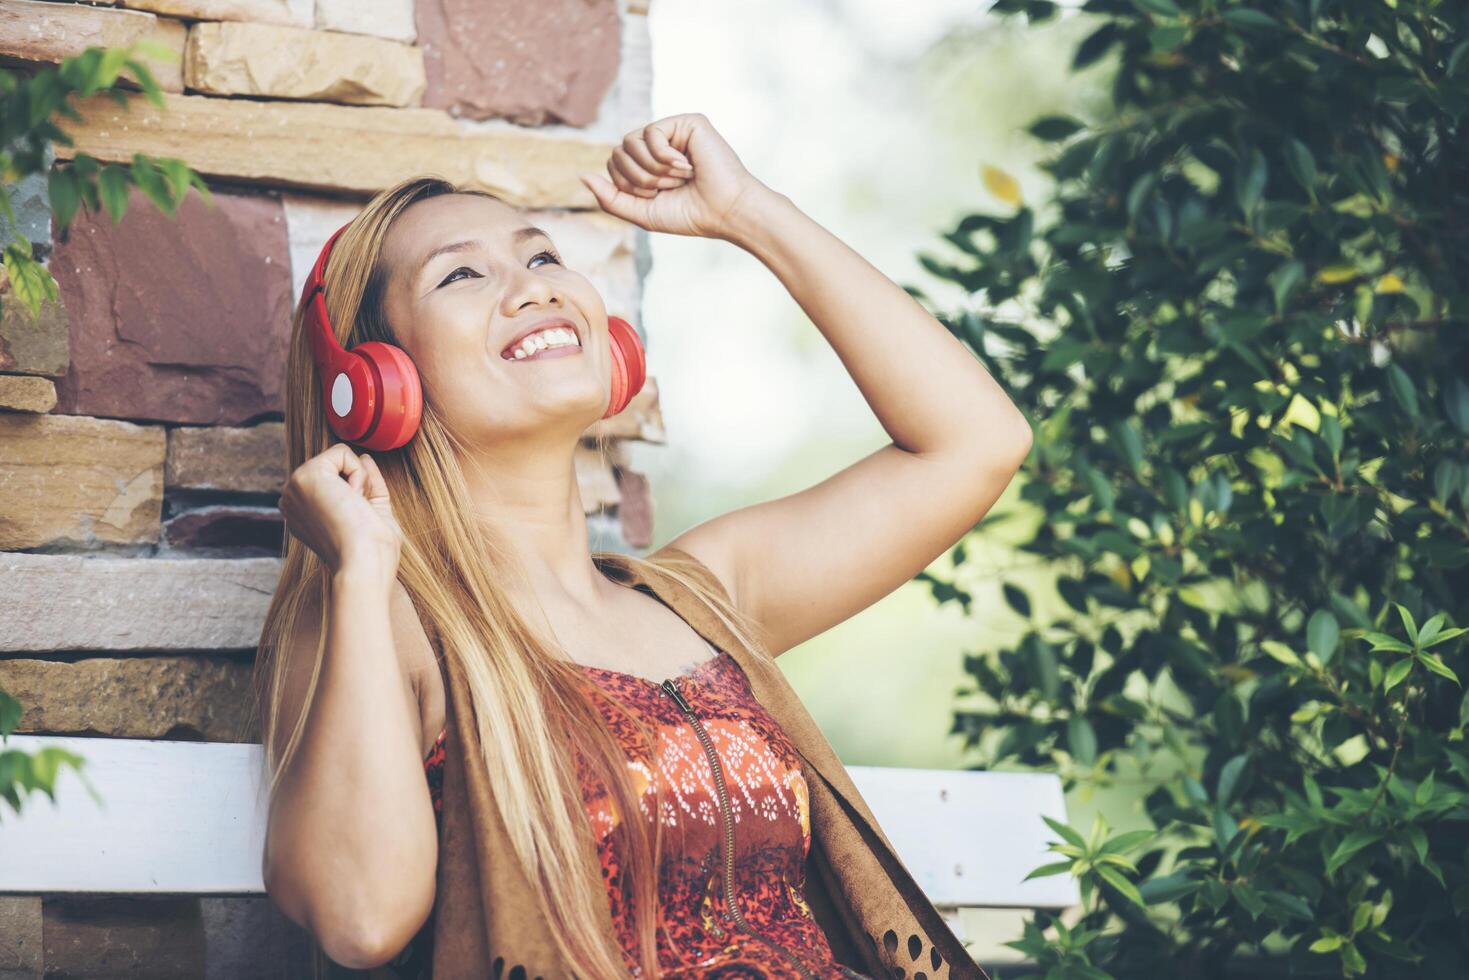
[279,443,403,589]
[578,113,770,242]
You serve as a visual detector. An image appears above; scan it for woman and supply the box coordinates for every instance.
[255,113,1032,979]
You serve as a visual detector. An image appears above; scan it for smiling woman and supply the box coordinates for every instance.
[258,110,1015,980]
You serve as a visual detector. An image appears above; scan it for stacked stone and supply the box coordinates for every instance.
[0,0,661,974]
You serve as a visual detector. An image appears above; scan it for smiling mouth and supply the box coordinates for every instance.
[499,323,584,361]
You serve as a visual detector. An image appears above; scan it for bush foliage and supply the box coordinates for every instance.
[917,2,1469,976]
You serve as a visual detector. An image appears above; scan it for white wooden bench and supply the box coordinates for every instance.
[0,734,1079,963]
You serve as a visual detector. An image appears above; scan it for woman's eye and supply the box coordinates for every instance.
[439,266,478,286]
[438,251,560,287]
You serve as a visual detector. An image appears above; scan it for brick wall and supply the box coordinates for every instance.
[0,0,661,974]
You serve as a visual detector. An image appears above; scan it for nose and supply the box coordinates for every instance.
[502,264,563,316]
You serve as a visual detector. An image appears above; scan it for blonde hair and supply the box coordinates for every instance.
[249,175,774,979]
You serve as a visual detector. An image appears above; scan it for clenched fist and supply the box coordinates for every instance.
[577,112,775,243]
[279,444,403,589]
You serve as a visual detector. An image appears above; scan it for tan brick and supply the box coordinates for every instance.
[0,294,68,378]
[116,0,310,28]
[0,413,164,549]
[54,90,614,206]
[0,373,56,413]
[166,421,286,493]
[184,20,424,107]
[0,0,186,92]
[0,553,281,653]
[314,0,413,42]
[0,655,259,742]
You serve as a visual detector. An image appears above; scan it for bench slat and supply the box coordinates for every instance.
[0,736,1080,909]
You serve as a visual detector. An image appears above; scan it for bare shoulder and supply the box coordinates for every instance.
[656,528,743,611]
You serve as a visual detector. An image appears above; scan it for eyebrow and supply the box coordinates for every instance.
[416,226,553,283]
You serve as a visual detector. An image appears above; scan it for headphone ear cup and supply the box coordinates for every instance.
[352,341,423,451]
[602,315,647,419]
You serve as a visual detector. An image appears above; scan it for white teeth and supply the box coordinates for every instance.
[507,326,579,360]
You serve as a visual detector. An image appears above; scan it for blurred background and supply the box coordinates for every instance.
[630,0,1104,770]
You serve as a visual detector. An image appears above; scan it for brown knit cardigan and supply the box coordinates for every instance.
[410,545,990,980]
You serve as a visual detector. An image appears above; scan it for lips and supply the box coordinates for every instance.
[499,317,581,359]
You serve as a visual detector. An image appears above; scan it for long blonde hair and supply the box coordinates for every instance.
[249,175,774,979]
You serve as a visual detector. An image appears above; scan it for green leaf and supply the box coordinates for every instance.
[1383,658,1413,692]
[1320,414,1343,459]
[1387,363,1419,418]
[1042,815,1088,850]
[1304,773,1324,810]
[1217,754,1248,806]
[1028,116,1085,142]
[1449,39,1469,76]
[0,686,22,736]
[1308,610,1340,665]
[1095,864,1146,909]
[1022,860,1076,881]
[1073,22,1120,70]
[47,166,81,230]
[1392,603,1419,645]
[1261,641,1301,666]
[2,244,59,318]
[1416,650,1460,685]
[1358,631,1411,654]
[1235,148,1268,218]
[1138,873,1197,904]
[96,164,131,223]
[1284,139,1318,195]
[1414,770,1435,806]
[1097,830,1153,856]
[1068,715,1098,765]
[1326,830,1380,876]
[1417,613,1446,648]
[1269,260,1305,314]
[1310,935,1345,953]
[1443,377,1469,433]
[1221,8,1280,31]
[157,157,195,207]
[1422,627,1467,650]
[129,153,175,215]
[1003,583,1031,618]
[1213,806,1238,850]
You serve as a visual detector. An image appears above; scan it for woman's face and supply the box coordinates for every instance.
[380,192,611,445]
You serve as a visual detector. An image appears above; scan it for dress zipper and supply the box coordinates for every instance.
[661,677,820,980]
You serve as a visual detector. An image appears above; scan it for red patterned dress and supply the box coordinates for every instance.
[410,639,869,979]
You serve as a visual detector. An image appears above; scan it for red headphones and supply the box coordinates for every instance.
[301,221,648,452]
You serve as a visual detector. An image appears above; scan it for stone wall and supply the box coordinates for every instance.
[0,0,660,975]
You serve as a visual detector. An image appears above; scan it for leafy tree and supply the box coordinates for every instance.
[916,1,1469,976]
[1,43,210,819]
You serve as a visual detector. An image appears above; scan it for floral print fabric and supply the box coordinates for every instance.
[417,641,869,978]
